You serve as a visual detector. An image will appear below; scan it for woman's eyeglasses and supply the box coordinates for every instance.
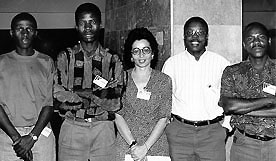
[131,47,152,56]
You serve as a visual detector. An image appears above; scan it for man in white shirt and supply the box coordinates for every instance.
[162,16,230,161]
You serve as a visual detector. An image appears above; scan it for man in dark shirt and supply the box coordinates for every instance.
[219,22,276,161]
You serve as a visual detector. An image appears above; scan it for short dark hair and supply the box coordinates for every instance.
[124,27,158,70]
[11,12,37,30]
[184,16,209,35]
[75,3,101,25]
[243,22,269,39]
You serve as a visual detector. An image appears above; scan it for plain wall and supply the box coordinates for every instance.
[0,0,106,29]
[172,0,242,64]
[243,0,276,29]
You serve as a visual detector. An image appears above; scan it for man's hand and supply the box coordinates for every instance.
[75,89,93,99]
[100,98,121,111]
[59,102,82,111]
[13,135,35,160]
[55,91,82,103]
[21,150,33,161]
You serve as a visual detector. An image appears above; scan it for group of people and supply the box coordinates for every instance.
[0,2,275,161]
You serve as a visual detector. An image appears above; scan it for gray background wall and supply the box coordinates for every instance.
[172,0,242,64]
[0,0,106,29]
[104,0,171,70]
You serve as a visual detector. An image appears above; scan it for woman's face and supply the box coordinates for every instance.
[131,39,153,68]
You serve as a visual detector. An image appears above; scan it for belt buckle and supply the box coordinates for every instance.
[85,118,92,122]
[257,136,265,141]
[193,121,198,127]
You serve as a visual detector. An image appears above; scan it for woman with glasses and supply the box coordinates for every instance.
[114,27,172,161]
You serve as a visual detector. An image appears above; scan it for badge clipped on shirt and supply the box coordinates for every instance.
[93,75,108,88]
[263,82,276,95]
[136,88,151,100]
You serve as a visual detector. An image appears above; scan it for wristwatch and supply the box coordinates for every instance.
[29,132,38,141]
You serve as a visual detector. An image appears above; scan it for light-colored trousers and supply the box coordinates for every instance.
[0,126,56,161]
[58,119,116,161]
[230,130,276,161]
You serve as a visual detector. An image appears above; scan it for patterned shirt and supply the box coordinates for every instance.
[115,69,172,160]
[221,58,276,137]
[54,43,123,119]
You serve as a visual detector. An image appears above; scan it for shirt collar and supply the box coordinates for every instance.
[246,56,275,71]
[76,42,106,58]
[184,49,208,61]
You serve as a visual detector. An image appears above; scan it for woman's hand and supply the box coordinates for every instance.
[130,143,148,161]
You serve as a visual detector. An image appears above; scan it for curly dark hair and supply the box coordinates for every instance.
[243,22,269,39]
[124,27,158,70]
[184,16,209,35]
[11,12,37,30]
[75,3,101,25]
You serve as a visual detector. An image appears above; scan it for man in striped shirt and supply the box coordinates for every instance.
[162,16,230,161]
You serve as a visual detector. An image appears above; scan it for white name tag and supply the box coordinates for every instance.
[263,82,276,95]
[125,154,170,161]
[93,75,108,88]
[41,127,52,137]
[137,89,151,100]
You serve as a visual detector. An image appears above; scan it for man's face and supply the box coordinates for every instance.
[184,21,208,54]
[243,26,270,59]
[10,20,37,49]
[76,12,100,43]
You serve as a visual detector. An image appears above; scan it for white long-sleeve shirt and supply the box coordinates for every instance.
[162,50,231,129]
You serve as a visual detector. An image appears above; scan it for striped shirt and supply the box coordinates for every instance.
[162,50,230,121]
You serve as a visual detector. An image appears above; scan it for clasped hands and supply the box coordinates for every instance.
[129,143,148,161]
[12,135,35,161]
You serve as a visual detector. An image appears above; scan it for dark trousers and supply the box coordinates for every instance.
[166,118,226,161]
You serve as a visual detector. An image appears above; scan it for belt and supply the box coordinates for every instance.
[172,114,223,127]
[237,128,275,141]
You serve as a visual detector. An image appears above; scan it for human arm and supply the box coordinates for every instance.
[245,104,276,116]
[0,104,21,142]
[13,105,54,154]
[219,96,275,115]
[0,104,34,161]
[131,74,172,160]
[114,113,136,145]
[130,118,169,161]
[13,58,56,158]
[219,65,276,116]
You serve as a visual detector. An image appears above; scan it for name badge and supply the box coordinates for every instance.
[263,82,276,95]
[41,127,52,137]
[93,75,108,88]
[137,89,151,100]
